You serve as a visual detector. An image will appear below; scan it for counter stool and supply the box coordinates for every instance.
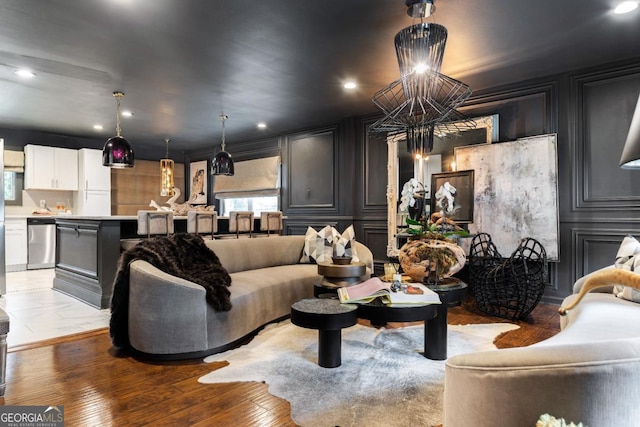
[291,299,358,368]
[0,308,9,396]
[224,211,254,238]
[187,210,217,239]
[137,210,174,237]
[255,211,283,237]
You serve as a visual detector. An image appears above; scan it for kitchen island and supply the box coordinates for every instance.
[52,215,258,309]
[53,216,187,309]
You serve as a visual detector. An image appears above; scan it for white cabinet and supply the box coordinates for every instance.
[5,218,28,271]
[24,144,78,190]
[78,148,110,191]
[74,148,111,216]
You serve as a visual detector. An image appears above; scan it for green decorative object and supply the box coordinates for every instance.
[398,239,466,282]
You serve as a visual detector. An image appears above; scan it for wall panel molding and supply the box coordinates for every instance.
[570,64,640,215]
[461,79,558,140]
[570,227,640,283]
[284,126,340,214]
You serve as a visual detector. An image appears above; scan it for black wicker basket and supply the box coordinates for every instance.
[469,233,548,321]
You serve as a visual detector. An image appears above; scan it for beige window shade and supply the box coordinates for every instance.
[214,156,280,199]
[4,150,25,172]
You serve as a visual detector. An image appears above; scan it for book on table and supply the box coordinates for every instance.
[337,277,441,305]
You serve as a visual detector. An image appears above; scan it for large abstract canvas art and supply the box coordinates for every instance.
[455,134,559,260]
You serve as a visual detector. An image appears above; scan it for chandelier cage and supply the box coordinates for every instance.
[160,138,175,197]
[394,23,447,79]
[369,0,476,157]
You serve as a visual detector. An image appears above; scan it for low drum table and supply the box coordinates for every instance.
[291,299,358,368]
[314,261,366,297]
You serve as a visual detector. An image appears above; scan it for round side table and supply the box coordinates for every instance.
[315,261,366,297]
[291,298,358,368]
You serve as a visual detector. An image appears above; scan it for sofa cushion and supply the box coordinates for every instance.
[613,235,640,303]
[300,226,336,263]
[333,225,360,262]
[207,235,306,273]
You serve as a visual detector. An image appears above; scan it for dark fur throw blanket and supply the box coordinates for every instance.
[110,233,232,350]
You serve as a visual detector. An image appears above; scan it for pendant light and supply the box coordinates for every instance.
[211,114,234,176]
[102,91,135,168]
[160,138,175,196]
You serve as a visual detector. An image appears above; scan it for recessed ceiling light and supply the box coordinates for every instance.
[257,122,267,129]
[15,69,35,78]
[121,110,133,117]
[614,1,638,14]
[344,81,357,89]
[93,124,104,130]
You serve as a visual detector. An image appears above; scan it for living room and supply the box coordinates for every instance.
[2,1,640,426]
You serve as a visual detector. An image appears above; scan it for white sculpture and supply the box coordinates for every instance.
[149,187,215,216]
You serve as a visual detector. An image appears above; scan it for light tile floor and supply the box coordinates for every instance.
[1,269,110,348]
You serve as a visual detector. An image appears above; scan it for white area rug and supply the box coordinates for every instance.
[199,320,519,427]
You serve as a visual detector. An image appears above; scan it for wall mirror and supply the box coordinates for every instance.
[387,114,499,257]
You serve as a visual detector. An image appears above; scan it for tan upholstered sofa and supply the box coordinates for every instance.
[443,267,640,427]
[126,235,373,359]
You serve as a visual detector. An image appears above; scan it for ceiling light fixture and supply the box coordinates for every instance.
[406,0,435,18]
[121,110,133,117]
[14,69,35,78]
[211,114,234,176]
[257,122,267,129]
[369,0,475,156]
[93,124,104,130]
[102,91,135,168]
[344,81,357,89]
[614,1,638,14]
[620,94,640,169]
[160,138,175,196]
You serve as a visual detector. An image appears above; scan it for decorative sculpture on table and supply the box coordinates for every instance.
[398,181,467,283]
[149,187,215,216]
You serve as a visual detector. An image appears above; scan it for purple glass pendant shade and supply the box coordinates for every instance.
[102,136,134,168]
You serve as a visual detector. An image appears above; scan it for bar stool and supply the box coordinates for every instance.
[187,210,217,239]
[226,211,254,238]
[255,211,283,237]
[137,210,174,237]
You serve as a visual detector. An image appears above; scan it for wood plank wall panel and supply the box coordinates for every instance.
[111,160,185,215]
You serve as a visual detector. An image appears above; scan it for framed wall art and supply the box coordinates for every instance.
[454,134,559,260]
[430,170,475,223]
[189,160,208,204]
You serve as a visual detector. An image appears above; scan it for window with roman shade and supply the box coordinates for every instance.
[4,150,24,173]
[4,149,25,205]
[213,156,281,199]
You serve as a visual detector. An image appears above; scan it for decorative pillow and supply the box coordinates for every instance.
[332,225,360,262]
[613,235,640,303]
[300,226,336,263]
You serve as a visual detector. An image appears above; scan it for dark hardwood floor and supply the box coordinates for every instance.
[2,296,561,426]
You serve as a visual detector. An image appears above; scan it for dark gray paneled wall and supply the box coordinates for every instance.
[194,58,640,303]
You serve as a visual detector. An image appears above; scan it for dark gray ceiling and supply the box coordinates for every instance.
[1,0,639,154]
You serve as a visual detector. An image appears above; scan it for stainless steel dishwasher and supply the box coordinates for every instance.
[27,217,56,269]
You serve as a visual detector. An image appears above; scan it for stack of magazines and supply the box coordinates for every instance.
[337,277,441,305]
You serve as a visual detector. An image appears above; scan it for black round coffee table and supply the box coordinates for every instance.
[290,298,358,368]
[356,300,440,358]
[424,278,468,360]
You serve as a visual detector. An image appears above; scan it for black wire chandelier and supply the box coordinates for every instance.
[369,0,475,157]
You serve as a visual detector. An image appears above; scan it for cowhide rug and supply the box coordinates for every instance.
[199,320,519,427]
